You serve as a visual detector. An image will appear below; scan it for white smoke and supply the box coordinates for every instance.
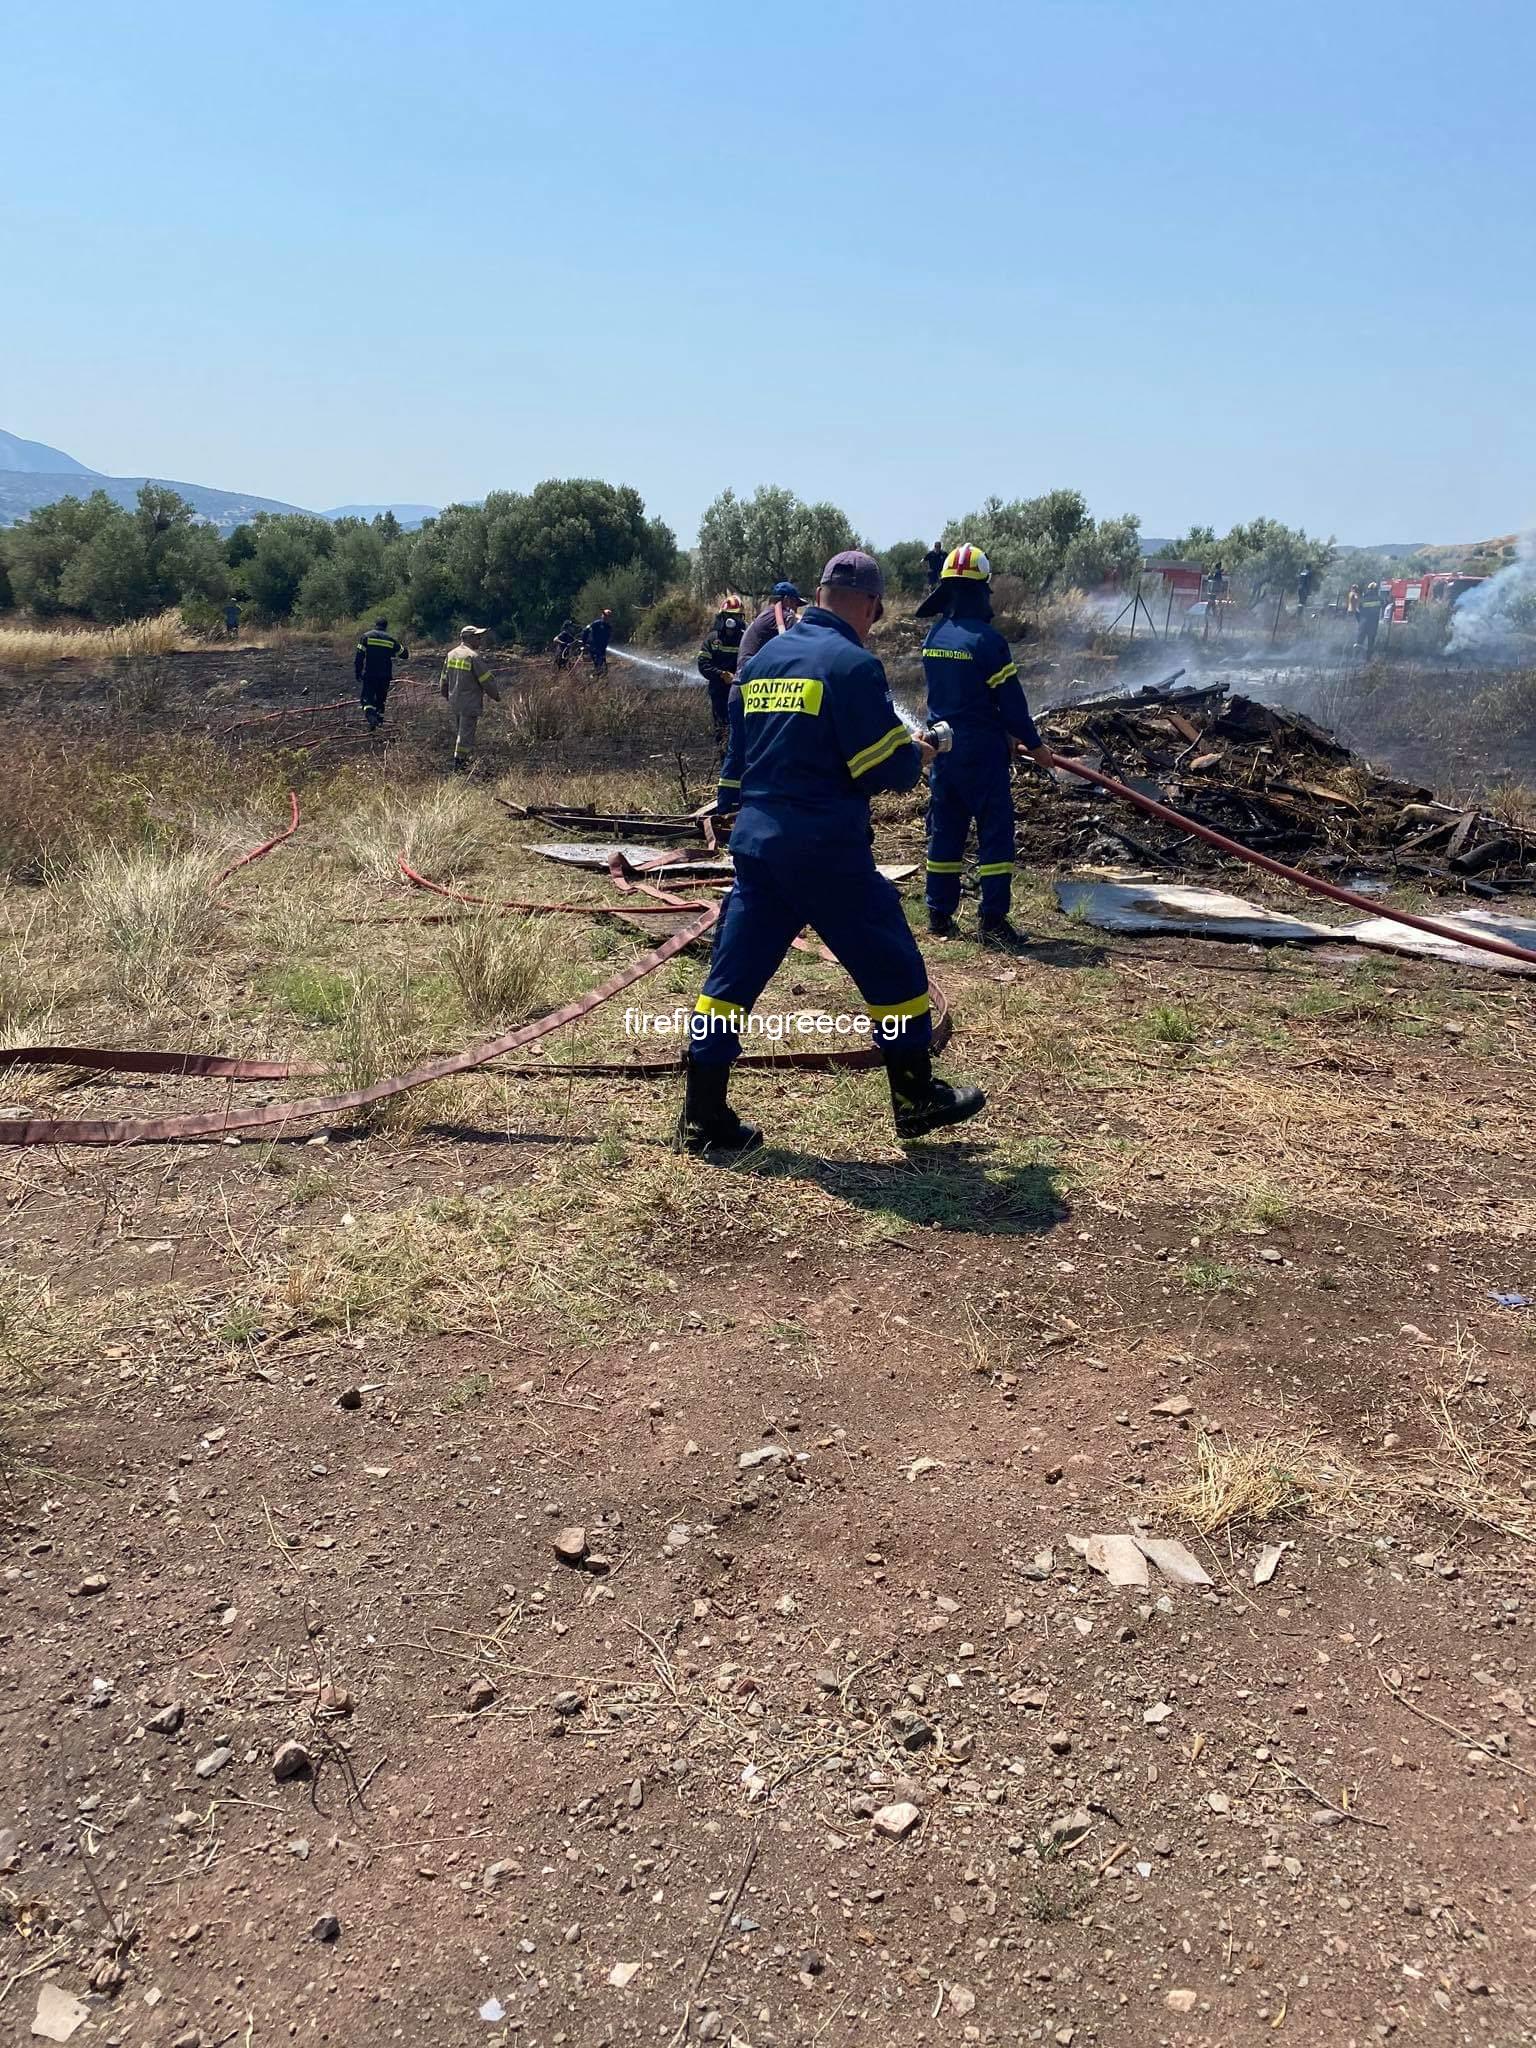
[1446,531,1536,661]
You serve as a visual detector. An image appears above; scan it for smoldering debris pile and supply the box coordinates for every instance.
[1029,680,1535,891]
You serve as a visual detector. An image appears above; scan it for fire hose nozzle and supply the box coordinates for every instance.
[925,720,954,754]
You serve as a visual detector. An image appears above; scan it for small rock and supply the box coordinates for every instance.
[1165,1988,1198,2013]
[1259,1247,1284,1265]
[336,1387,363,1411]
[1152,1394,1193,1417]
[272,1740,312,1783]
[194,1746,232,1780]
[554,1525,588,1567]
[1143,1702,1173,1725]
[1382,1431,1402,1450]
[170,2032,204,2048]
[310,1913,341,1943]
[627,1779,644,1810]
[552,1689,586,1716]
[1044,1465,1064,1485]
[1207,1791,1230,1814]
[697,2013,725,2041]
[466,1676,497,1713]
[609,1960,641,1988]
[73,1574,110,1598]
[1046,1730,1072,1755]
[799,1950,825,1977]
[147,1703,185,1736]
[872,1801,922,1839]
[482,1860,517,1892]
[739,1445,781,1470]
[1153,1834,1173,1857]
[815,1668,841,1693]
[949,1984,976,2016]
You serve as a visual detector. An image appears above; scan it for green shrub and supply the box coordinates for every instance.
[634,587,710,648]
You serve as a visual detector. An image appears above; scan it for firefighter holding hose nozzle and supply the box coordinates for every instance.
[698,594,748,745]
[918,544,1053,950]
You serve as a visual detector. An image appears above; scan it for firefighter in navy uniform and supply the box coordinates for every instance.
[918,544,1053,949]
[698,594,748,745]
[354,617,409,731]
[677,550,985,1158]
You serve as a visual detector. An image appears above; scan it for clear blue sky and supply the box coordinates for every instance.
[3,0,1531,548]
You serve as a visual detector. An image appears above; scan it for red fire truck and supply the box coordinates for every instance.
[1384,572,1486,623]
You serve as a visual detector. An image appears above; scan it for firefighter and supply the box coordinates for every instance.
[440,625,500,773]
[678,550,985,1158]
[354,616,409,731]
[697,594,748,745]
[924,541,946,590]
[1358,580,1383,653]
[1296,565,1315,615]
[553,616,578,669]
[737,581,804,667]
[581,608,613,675]
[918,544,1052,949]
[224,598,241,639]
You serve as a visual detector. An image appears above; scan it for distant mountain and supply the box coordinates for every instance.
[0,429,98,476]
[324,502,439,528]
[0,468,310,535]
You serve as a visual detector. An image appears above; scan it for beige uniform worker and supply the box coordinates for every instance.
[440,627,500,770]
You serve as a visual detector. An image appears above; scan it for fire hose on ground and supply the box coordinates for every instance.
[3,764,1531,1147]
[1041,752,1536,970]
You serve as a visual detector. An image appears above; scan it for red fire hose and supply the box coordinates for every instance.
[216,790,300,886]
[1046,752,1536,970]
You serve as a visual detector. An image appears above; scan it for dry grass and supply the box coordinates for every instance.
[443,911,562,1024]
[1378,1384,1536,1547]
[336,783,482,882]
[0,610,197,669]
[71,842,223,1006]
[1159,1428,1354,1536]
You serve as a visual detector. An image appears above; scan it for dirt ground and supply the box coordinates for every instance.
[2,649,1534,2048]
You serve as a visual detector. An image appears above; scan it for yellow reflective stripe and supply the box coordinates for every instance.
[984,662,1018,688]
[718,777,742,790]
[976,862,1014,876]
[866,993,932,1022]
[925,860,964,873]
[366,636,396,648]
[694,993,749,1024]
[846,724,910,778]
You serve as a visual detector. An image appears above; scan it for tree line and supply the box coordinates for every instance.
[0,470,1341,643]
[0,480,679,644]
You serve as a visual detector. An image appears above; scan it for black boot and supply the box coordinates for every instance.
[927,911,956,938]
[887,1050,986,1141]
[979,917,1030,952]
[675,1058,764,1159]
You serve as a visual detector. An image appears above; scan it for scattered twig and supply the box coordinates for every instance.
[1269,1759,1388,1829]
[1377,1667,1536,1779]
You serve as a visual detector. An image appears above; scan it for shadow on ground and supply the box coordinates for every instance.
[755,1139,1068,1235]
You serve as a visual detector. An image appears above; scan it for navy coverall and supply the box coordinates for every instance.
[698,611,747,741]
[920,616,1039,924]
[354,628,408,728]
[582,617,611,671]
[696,607,929,1067]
